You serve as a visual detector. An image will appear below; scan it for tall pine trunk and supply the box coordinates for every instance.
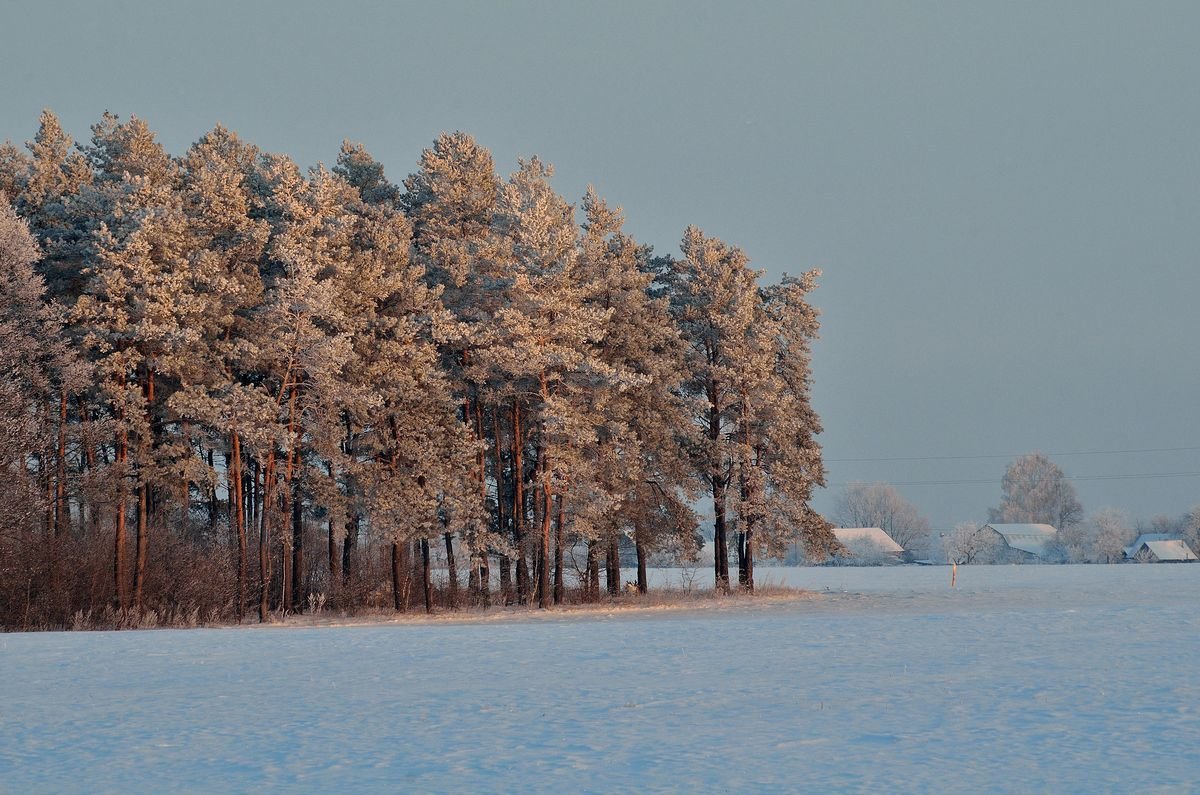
[586,541,599,601]
[606,535,620,596]
[443,531,458,608]
[635,522,648,595]
[421,537,433,613]
[512,401,528,602]
[398,545,412,612]
[342,513,357,585]
[538,445,551,609]
[230,431,247,622]
[133,370,155,611]
[474,400,489,606]
[553,494,565,604]
[290,489,304,611]
[259,453,275,623]
[54,391,67,537]
[114,424,129,610]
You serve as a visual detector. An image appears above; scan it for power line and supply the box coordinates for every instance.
[828,470,1200,488]
[827,445,1200,464]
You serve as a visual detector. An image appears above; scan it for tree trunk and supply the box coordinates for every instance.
[512,401,528,602]
[114,425,129,610]
[208,448,218,536]
[475,399,489,607]
[736,530,747,589]
[743,527,755,593]
[327,517,339,585]
[231,432,247,623]
[259,454,275,623]
[607,535,620,596]
[443,531,458,608]
[421,537,433,613]
[281,389,298,612]
[713,476,729,594]
[709,384,730,593]
[54,391,67,537]
[553,493,565,605]
[586,541,599,601]
[635,523,648,595]
[133,480,149,610]
[280,497,292,614]
[133,370,155,611]
[342,514,357,585]
[391,541,405,611]
[499,556,512,604]
[291,490,304,611]
[538,447,551,610]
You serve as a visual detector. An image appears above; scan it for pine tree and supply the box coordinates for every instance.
[169,125,270,620]
[576,188,697,596]
[73,114,187,609]
[403,132,505,604]
[0,198,88,624]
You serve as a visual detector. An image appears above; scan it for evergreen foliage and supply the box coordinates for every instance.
[0,113,828,627]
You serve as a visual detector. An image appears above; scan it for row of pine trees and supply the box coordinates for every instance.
[0,110,833,629]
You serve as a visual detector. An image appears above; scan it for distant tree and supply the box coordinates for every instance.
[988,453,1083,531]
[1089,508,1134,563]
[943,522,1001,564]
[1184,506,1200,559]
[834,481,931,554]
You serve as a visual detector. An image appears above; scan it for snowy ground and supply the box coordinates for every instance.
[3,565,1198,793]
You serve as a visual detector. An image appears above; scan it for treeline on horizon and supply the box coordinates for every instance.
[0,110,834,629]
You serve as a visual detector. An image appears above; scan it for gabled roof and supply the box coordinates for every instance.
[1131,539,1198,562]
[1124,534,1178,558]
[833,527,904,554]
[984,523,1057,558]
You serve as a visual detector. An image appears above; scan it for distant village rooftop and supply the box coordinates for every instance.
[983,523,1058,560]
[832,527,905,556]
[1124,535,1197,562]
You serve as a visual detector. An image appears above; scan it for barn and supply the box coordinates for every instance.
[982,523,1058,562]
[831,527,906,562]
[1124,534,1198,563]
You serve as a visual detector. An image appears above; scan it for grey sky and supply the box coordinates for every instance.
[4,0,1198,528]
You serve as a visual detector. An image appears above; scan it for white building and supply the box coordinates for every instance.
[831,527,906,562]
[982,523,1058,562]
[1124,534,1198,563]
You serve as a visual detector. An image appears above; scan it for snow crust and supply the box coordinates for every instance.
[2,565,1198,792]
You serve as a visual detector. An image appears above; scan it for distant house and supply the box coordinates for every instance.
[831,527,906,563]
[1124,534,1198,563]
[983,523,1058,562]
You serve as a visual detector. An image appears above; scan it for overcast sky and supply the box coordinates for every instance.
[4,0,1198,528]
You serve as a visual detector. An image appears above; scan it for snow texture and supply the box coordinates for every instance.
[2,565,1198,793]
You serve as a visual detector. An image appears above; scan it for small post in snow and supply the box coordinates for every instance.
[951,561,957,588]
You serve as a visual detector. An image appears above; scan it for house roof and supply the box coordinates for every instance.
[1124,534,1178,558]
[984,523,1057,558]
[833,527,904,554]
[1132,539,1198,562]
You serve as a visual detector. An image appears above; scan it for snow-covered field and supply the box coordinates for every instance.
[3,565,1198,793]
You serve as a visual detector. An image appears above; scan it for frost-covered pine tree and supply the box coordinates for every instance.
[576,188,697,596]
[169,125,270,619]
[73,113,187,609]
[402,131,505,604]
[0,197,88,622]
[739,273,835,581]
[665,228,760,592]
[490,158,613,608]
[17,110,93,304]
[332,151,473,613]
